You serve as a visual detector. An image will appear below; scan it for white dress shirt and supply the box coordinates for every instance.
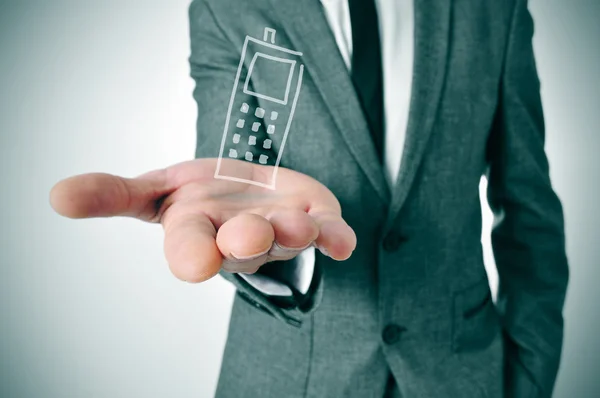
[241,0,414,296]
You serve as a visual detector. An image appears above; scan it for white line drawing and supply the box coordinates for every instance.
[263,28,276,44]
[243,54,296,105]
[214,28,305,190]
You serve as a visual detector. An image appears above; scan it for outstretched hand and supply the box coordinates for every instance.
[50,158,356,282]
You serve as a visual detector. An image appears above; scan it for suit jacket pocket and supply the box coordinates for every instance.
[452,278,500,353]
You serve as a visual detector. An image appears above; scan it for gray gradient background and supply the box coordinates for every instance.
[0,1,598,397]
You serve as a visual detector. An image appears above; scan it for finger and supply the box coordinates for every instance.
[162,208,222,283]
[216,213,274,273]
[221,255,267,275]
[309,209,357,261]
[48,158,220,221]
[49,171,170,220]
[266,209,319,261]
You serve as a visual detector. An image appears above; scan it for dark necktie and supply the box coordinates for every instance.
[348,0,385,162]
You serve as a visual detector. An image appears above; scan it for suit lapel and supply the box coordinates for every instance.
[387,0,452,222]
[268,0,390,204]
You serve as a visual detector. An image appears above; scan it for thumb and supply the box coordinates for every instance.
[49,169,171,221]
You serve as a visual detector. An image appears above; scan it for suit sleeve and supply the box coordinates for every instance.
[486,1,569,397]
[188,0,322,327]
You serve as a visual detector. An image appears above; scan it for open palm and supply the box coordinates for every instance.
[50,158,356,282]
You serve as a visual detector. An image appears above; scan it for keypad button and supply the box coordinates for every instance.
[240,103,249,113]
[228,149,238,158]
[259,154,269,165]
[255,107,265,118]
[252,122,261,132]
[270,111,278,121]
[263,139,272,149]
[232,134,240,144]
[236,119,245,128]
[245,152,253,161]
[267,125,275,134]
[248,135,257,145]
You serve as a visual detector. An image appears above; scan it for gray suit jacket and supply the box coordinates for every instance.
[189,0,569,397]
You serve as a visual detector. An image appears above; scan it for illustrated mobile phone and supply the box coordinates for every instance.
[214,27,305,190]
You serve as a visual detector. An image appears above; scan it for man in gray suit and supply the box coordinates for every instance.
[51,0,568,396]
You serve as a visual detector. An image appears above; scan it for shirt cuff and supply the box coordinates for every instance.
[237,247,316,296]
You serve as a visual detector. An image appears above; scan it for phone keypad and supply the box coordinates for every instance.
[227,102,282,167]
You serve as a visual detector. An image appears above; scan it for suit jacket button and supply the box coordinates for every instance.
[382,324,406,345]
[382,232,406,252]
